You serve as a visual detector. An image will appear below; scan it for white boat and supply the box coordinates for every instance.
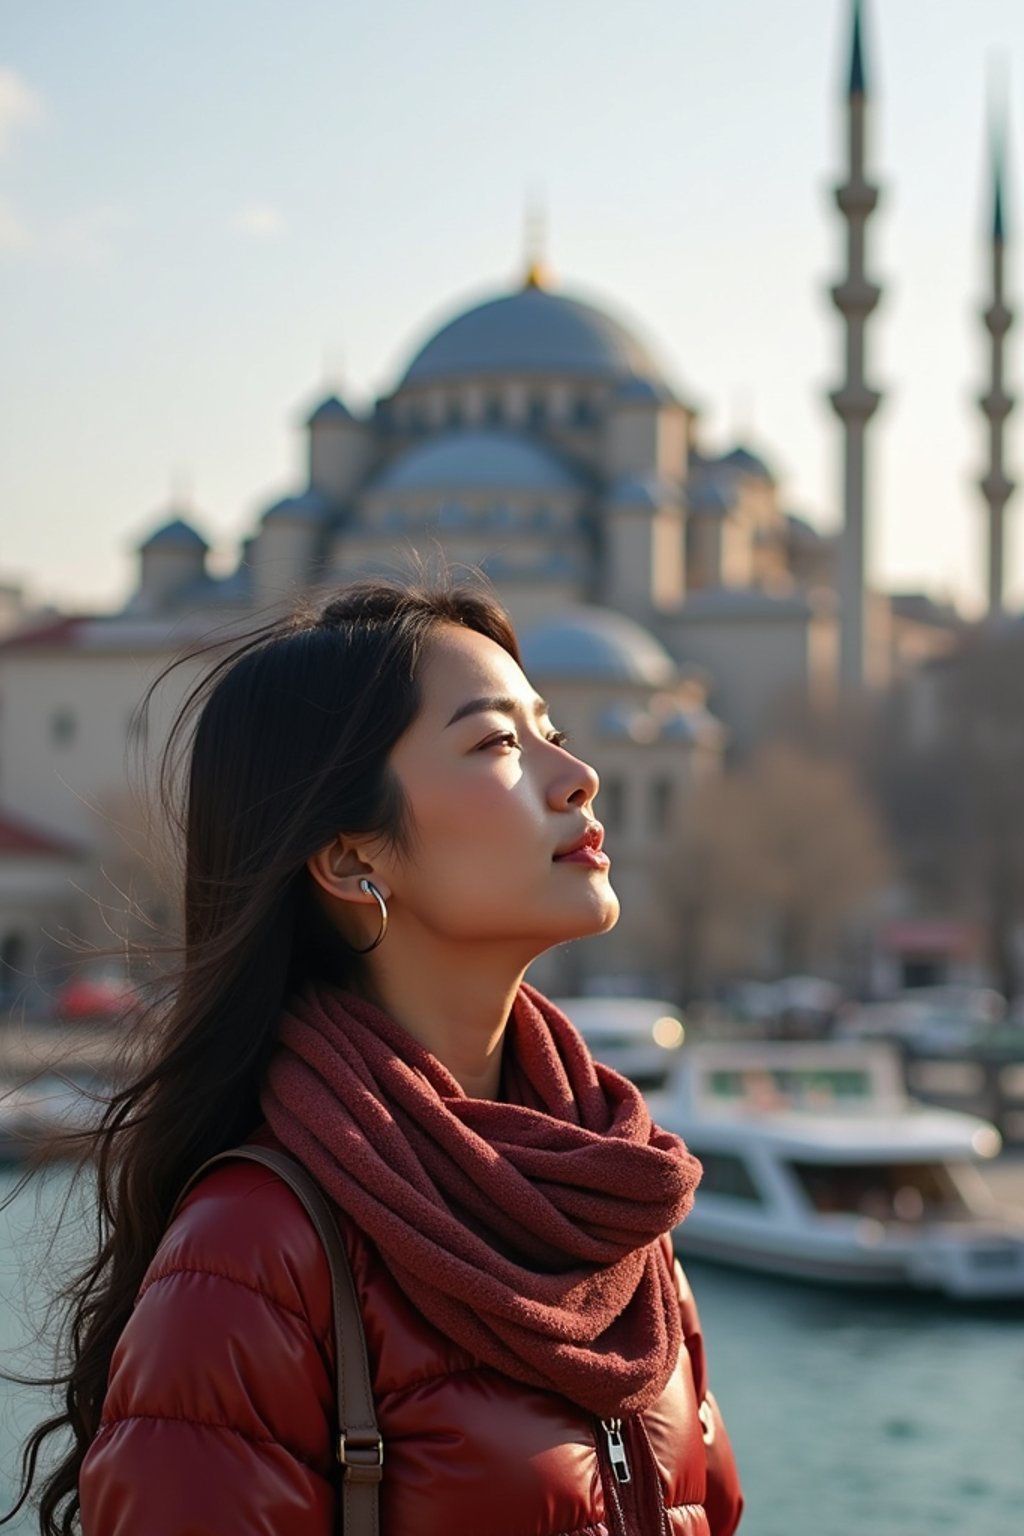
[647,1040,1024,1299]
[551,996,685,1090]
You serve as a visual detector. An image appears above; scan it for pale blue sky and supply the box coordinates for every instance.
[1,0,1023,614]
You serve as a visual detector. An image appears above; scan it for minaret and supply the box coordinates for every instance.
[979,119,1015,617]
[829,0,883,692]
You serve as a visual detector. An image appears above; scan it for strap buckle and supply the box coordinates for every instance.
[338,1429,384,1485]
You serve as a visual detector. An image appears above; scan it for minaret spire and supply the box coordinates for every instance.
[829,0,883,693]
[979,100,1015,617]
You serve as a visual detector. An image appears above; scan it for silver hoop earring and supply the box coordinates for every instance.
[350,878,388,954]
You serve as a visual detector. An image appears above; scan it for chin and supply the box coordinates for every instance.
[556,884,621,942]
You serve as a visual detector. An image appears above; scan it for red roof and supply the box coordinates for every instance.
[0,809,80,858]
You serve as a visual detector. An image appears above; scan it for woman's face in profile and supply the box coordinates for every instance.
[378,623,620,957]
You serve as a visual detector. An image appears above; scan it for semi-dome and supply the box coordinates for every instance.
[401,283,663,386]
[262,489,332,522]
[608,474,681,511]
[520,607,677,687]
[370,429,582,493]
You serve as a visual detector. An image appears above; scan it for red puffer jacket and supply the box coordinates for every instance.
[80,1151,743,1536]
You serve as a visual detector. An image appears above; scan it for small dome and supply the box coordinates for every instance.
[140,517,208,553]
[608,474,680,511]
[595,703,660,743]
[307,394,354,426]
[371,429,581,494]
[686,469,738,516]
[520,607,677,687]
[401,284,663,386]
[721,445,774,482]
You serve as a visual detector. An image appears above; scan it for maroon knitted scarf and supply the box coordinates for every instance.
[261,981,702,1418]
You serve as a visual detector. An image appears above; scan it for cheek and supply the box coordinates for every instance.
[399,767,551,897]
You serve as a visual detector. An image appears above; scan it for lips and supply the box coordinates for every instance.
[553,821,606,861]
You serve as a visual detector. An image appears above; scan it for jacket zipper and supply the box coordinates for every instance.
[598,1416,631,1535]
[601,1417,632,1485]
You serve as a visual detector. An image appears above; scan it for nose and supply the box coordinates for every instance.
[548,744,600,811]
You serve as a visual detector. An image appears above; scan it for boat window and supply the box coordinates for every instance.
[688,1147,764,1204]
[705,1066,873,1111]
[788,1160,974,1222]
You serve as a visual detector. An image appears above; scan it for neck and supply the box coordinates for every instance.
[358,935,531,1099]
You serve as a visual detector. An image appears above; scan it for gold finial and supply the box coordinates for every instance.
[523,193,550,289]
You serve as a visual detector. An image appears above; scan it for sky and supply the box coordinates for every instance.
[2,0,1023,617]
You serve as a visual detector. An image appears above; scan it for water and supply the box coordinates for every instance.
[2,1170,1023,1536]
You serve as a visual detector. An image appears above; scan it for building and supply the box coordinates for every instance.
[0,3,991,1001]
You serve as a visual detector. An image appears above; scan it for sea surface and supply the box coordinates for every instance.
[1,1164,1023,1536]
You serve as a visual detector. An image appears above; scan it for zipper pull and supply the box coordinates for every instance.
[600,1417,632,1484]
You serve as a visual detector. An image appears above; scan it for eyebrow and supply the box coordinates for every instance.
[444,694,550,728]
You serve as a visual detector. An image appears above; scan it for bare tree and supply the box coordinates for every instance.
[662,741,891,997]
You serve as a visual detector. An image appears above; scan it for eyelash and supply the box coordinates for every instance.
[485,729,569,752]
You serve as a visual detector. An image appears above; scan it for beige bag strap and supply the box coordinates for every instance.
[174,1144,382,1536]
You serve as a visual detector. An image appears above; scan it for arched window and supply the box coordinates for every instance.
[650,777,673,832]
[527,393,548,429]
[484,395,503,426]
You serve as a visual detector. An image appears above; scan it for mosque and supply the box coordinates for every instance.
[0,2,1011,999]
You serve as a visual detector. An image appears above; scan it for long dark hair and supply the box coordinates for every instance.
[3,577,520,1534]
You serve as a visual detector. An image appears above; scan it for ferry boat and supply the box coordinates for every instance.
[646,1040,1024,1299]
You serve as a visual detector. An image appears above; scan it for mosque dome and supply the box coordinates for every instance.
[520,607,677,687]
[370,429,582,493]
[400,283,663,386]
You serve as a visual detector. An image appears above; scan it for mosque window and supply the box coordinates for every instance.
[408,403,426,434]
[51,708,77,748]
[650,777,673,832]
[484,395,503,426]
[527,393,548,429]
[602,777,625,833]
[573,395,597,427]
[446,396,464,428]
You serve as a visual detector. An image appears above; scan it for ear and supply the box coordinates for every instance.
[306,837,392,907]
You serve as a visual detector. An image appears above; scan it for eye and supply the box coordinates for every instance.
[480,730,521,751]
[546,729,569,747]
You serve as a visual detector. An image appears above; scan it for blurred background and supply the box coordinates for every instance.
[3,2,1024,1532]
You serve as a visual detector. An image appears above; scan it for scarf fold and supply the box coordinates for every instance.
[261,981,702,1417]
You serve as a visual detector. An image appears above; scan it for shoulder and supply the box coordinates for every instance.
[81,1155,341,1533]
[147,1155,334,1345]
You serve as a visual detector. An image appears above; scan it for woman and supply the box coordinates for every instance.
[7,579,743,1535]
